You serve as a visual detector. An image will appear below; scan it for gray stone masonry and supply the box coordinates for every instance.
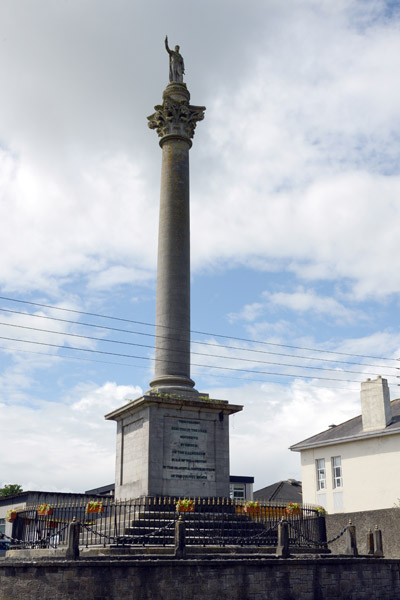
[105,393,242,500]
[2,557,400,600]
[326,507,400,558]
[147,82,205,394]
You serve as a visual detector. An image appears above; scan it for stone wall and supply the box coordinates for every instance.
[1,557,400,600]
[326,507,400,557]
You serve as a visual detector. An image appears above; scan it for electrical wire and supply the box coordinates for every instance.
[0,306,398,372]
[0,333,391,385]
[0,295,398,363]
[0,319,397,380]
[3,342,400,393]
[0,343,364,391]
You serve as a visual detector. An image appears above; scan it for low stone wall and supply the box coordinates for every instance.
[326,508,400,557]
[1,556,400,600]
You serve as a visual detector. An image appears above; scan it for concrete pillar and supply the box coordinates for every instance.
[374,525,384,557]
[148,82,205,393]
[174,515,186,559]
[367,528,374,555]
[317,515,328,549]
[345,521,358,556]
[276,521,290,558]
[65,518,80,560]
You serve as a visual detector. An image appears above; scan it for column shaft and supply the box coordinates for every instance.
[150,138,194,390]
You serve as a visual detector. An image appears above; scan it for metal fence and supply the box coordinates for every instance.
[5,497,325,550]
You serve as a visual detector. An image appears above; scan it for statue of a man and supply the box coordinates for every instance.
[165,36,185,83]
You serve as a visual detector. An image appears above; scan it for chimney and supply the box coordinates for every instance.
[361,376,392,432]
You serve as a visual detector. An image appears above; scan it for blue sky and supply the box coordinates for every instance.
[0,0,400,493]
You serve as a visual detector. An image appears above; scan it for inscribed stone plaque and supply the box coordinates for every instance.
[163,416,215,482]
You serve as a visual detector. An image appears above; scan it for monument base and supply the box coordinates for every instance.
[105,392,243,500]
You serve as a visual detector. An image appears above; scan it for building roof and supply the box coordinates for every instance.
[229,475,254,484]
[86,477,255,495]
[85,484,115,496]
[290,398,400,452]
[0,489,107,509]
[253,479,302,503]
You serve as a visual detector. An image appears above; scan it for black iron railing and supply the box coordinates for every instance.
[6,497,324,550]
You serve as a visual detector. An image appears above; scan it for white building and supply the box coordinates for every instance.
[229,476,254,501]
[290,376,400,514]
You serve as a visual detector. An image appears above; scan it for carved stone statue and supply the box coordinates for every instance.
[165,36,185,83]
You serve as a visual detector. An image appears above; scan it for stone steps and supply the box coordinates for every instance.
[119,510,279,546]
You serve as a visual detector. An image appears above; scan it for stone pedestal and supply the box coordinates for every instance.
[105,393,242,500]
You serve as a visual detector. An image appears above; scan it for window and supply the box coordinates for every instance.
[0,518,5,536]
[316,458,326,490]
[230,483,245,500]
[332,456,342,488]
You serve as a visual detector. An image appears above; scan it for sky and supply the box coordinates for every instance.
[1,0,400,495]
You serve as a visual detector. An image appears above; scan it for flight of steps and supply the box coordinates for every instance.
[116,507,279,547]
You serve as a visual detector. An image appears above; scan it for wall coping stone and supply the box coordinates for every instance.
[1,556,399,568]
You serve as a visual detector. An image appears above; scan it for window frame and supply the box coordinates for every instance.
[332,456,342,489]
[229,483,245,500]
[316,458,326,490]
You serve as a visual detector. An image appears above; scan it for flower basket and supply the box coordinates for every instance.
[242,501,260,516]
[6,510,17,523]
[285,502,301,516]
[176,499,195,513]
[285,507,301,516]
[38,504,53,516]
[244,507,260,515]
[86,506,104,514]
[38,507,53,517]
[86,502,104,514]
[178,505,195,513]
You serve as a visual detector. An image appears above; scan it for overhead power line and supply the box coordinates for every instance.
[0,306,398,372]
[0,320,397,381]
[0,343,367,392]
[5,342,400,393]
[0,295,398,363]
[0,333,393,385]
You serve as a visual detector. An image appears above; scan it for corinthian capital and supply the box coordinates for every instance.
[148,83,205,143]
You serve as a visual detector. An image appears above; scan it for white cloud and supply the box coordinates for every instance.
[215,379,361,489]
[264,287,362,323]
[228,303,265,323]
[336,331,400,363]
[228,287,362,326]
[0,2,399,301]
[71,381,141,414]
[0,150,157,294]
[88,266,153,291]
[0,381,142,492]
[190,5,400,298]
[193,172,400,298]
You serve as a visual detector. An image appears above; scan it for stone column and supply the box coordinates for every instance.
[147,83,205,393]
